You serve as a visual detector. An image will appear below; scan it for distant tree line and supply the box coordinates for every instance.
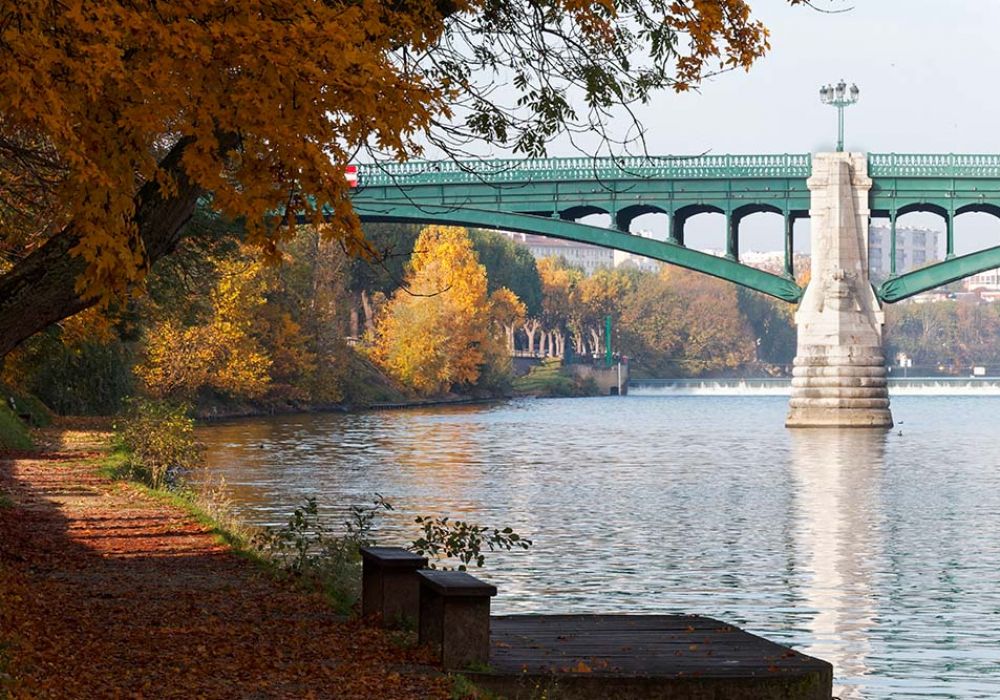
[8,218,999,415]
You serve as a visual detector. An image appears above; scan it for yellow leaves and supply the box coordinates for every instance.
[371,226,498,395]
[136,250,271,400]
[489,287,527,329]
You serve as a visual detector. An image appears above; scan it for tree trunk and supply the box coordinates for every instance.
[538,330,547,357]
[589,327,601,355]
[0,133,239,358]
[349,307,360,338]
[360,289,376,335]
[523,318,540,355]
[554,331,565,358]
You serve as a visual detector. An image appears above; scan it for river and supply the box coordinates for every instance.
[195,395,1000,699]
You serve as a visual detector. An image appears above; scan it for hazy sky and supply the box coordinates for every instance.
[431,1,1000,258]
[622,0,1000,156]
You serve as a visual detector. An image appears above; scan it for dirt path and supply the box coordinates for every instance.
[0,426,449,699]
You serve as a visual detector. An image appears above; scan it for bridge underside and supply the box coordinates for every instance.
[357,202,1000,305]
[355,203,804,302]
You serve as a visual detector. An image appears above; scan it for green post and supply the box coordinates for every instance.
[725,212,738,261]
[889,211,898,277]
[946,210,955,260]
[783,213,794,279]
[837,104,845,152]
[605,315,612,367]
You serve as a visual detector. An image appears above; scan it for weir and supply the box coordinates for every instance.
[786,153,892,428]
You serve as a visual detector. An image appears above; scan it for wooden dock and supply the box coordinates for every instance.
[463,614,832,700]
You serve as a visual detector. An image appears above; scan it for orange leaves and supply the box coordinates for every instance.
[0,439,450,699]
[1,0,456,299]
[665,0,772,89]
[0,0,792,324]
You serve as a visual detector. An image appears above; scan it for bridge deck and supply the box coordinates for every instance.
[465,614,832,699]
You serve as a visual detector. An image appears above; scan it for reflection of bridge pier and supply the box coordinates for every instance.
[790,428,887,699]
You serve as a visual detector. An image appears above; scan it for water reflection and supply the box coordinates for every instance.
[194,397,1000,699]
[790,429,887,699]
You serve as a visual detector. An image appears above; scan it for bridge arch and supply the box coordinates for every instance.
[732,206,788,271]
[672,204,725,248]
[892,202,951,269]
[895,202,948,219]
[732,203,784,220]
[951,205,1000,258]
[560,205,607,221]
[956,203,1000,218]
[615,204,668,232]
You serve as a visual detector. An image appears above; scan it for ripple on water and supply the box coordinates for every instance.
[194,396,1000,699]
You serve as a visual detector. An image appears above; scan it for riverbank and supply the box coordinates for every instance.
[0,422,450,699]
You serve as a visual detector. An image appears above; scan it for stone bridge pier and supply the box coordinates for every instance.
[786,153,893,428]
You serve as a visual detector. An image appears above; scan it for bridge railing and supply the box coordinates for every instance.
[357,153,811,187]
[869,153,1000,178]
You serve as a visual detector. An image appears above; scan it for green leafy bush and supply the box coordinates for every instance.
[113,398,201,489]
[250,495,392,612]
[251,494,532,612]
[13,336,134,416]
[412,516,531,571]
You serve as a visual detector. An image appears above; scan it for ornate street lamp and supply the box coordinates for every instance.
[819,80,859,152]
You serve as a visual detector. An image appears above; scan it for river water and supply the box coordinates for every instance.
[195,396,1000,699]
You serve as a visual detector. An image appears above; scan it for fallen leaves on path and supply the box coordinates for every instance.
[0,429,449,699]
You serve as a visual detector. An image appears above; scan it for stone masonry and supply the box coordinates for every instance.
[786,153,893,428]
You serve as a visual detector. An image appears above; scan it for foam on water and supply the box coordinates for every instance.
[629,377,1000,396]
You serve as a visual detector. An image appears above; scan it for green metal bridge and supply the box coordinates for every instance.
[350,153,1000,304]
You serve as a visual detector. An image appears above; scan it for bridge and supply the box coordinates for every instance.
[350,152,1000,429]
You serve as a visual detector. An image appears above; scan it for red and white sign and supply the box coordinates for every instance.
[345,165,358,188]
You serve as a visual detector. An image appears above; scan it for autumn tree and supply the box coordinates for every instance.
[0,0,805,358]
[348,223,422,337]
[575,267,640,355]
[488,287,528,354]
[536,257,582,357]
[136,255,272,401]
[736,288,796,365]
[619,268,756,376]
[470,231,543,317]
[372,225,495,395]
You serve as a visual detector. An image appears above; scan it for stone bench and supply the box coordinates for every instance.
[417,569,497,669]
[359,546,427,628]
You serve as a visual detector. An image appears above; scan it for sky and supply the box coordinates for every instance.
[618,0,1000,156]
[430,1,1000,258]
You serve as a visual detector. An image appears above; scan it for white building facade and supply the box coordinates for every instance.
[504,231,661,276]
[868,225,940,282]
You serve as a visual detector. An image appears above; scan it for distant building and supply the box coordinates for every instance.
[612,230,662,274]
[737,250,810,278]
[964,268,1000,292]
[868,225,940,282]
[503,232,614,276]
